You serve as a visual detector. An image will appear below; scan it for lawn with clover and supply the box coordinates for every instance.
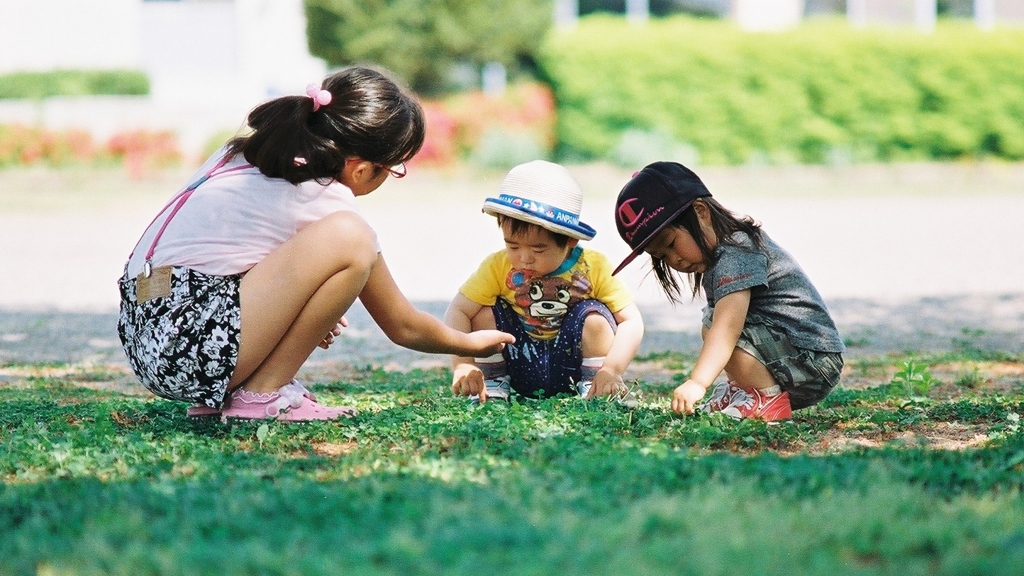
[2,347,1024,576]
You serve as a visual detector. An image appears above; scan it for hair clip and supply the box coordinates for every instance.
[305,83,333,111]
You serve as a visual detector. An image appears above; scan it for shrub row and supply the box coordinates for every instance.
[537,16,1024,164]
[0,69,149,100]
[416,82,556,168]
[0,83,554,172]
[0,124,181,176]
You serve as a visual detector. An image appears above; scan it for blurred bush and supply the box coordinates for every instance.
[416,82,555,168]
[607,128,701,168]
[0,70,149,99]
[306,0,551,96]
[0,124,181,176]
[0,125,96,166]
[107,130,183,176]
[538,16,1024,164]
[470,127,547,169]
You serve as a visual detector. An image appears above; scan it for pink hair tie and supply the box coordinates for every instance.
[305,83,332,111]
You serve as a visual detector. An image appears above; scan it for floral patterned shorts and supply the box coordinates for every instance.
[118,266,242,410]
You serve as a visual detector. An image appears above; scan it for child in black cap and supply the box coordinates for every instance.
[613,162,844,421]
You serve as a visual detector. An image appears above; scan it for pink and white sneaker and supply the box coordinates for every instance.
[720,387,793,422]
[219,381,355,421]
[186,380,321,418]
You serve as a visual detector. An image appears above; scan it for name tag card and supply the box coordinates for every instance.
[136,266,173,303]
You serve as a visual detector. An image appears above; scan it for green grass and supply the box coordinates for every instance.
[2,358,1024,575]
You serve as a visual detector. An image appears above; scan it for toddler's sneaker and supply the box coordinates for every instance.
[576,380,593,398]
[470,377,512,404]
[720,387,792,422]
[699,381,748,414]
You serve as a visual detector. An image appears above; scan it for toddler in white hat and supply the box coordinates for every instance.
[444,160,645,404]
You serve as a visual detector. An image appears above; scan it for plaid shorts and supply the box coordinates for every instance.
[118,266,242,410]
[705,315,843,410]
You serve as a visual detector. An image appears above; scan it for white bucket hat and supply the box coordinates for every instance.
[481,160,596,241]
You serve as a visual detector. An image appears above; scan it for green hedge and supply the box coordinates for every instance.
[538,16,1024,164]
[0,69,149,100]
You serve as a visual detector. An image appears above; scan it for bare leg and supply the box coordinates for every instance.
[700,325,777,390]
[581,313,614,358]
[229,211,377,393]
[724,348,778,390]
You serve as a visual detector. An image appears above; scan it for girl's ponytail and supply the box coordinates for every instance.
[226,66,424,185]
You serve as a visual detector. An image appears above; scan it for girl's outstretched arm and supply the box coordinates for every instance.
[358,254,514,357]
[672,289,750,414]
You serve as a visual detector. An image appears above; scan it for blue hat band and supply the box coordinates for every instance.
[484,194,596,239]
[497,194,579,226]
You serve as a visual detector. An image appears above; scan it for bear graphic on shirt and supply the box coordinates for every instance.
[507,270,592,330]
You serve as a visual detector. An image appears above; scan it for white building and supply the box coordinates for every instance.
[731,0,806,31]
[0,0,326,155]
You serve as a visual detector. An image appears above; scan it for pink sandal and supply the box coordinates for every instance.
[219,381,356,421]
[186,380,324,418]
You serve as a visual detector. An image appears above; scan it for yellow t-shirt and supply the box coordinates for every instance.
[459,246,634,340]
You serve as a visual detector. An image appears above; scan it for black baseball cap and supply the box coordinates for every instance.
[612,162,713,275]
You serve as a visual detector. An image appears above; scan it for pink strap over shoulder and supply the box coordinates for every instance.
[128,155,252,264]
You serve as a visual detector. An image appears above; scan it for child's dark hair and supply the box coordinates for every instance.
[226,66,425,185]
[652,198,763,303]
[496,215,572,248]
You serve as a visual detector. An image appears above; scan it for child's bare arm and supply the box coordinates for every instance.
[444,294,484,343]
[589,303,644,396]
[443,293,490,396]
[672,290,749,414]
[359,256,512,357]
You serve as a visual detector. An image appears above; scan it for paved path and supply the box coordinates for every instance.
[4,294,1024,373]
[3,162,1024,310]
